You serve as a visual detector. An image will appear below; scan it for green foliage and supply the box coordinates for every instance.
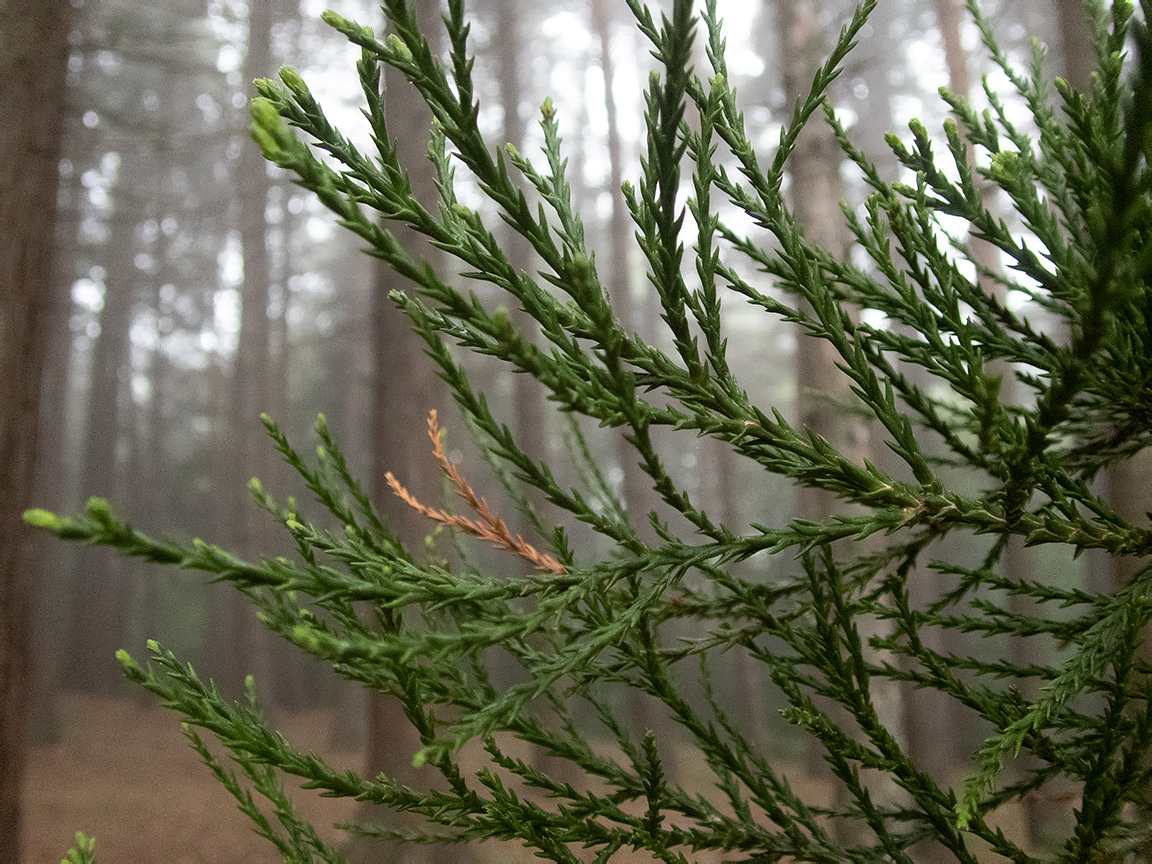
[60,832,96,864]
[28,0,1152,860]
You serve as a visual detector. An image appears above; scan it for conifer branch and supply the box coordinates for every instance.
[386,411,564,575]
[30,0,1152,860]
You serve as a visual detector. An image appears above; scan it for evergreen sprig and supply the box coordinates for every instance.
[33,0,1152,860]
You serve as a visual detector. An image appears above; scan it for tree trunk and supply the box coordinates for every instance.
[70,167,137,693]
[770,2,906,844]
[217,0,276,699]
[934,0,1073,846]
[775,0,856,526]
[772,0,869,778]
[496,0,549,529]
[590,0,669,745]
[894,0,973,799]
[0,0,71,858]
[354,3,465,861]
[27,168,82,744]
[1053,0,1095,94]
[591,0,653,542]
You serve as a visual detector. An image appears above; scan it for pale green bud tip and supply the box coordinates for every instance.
[250,124,281,160]
[989,151,1019,179]
[147,639,160,652]
[315,412,328,432]
[278,67,308,97]
[23,508,61,530]
[118,650,147,683]
[66,832,95,857]
[286,519,305,533]
[317,445,327,459]
[291,624,321,649]
[412,748,428,768]
[541,97,555,119]
[386,34,411,58]
[245,674,255,689]
[85,497,112,521]
[248,477,263,495]
[321,10,353,30]
[249,96,280,125]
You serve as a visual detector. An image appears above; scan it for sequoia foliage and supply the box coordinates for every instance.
[31,0,1152,860]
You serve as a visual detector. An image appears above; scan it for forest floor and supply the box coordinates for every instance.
[23,692,357,863]
[23,692,1048,863]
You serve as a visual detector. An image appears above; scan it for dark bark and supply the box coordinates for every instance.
[775,0,853,528]
[70,172,138,694]
[591,0,670,743]
[590,0,656,540]
[496,0,549,532]
[1053,0,1095,94]
[934,0,1070,845]
[772,0,867,784]
[893,0,974,798]
[0,0,71,858]
[215,0,276,698]
[27,170,82,744]
[354,4,464,861]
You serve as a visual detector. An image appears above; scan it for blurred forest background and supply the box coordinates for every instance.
[4,0,1143,860]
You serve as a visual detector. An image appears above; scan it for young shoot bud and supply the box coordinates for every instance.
[386,34,413,62]
[278,67,308,98]
[85,497,113,524]
[23,508,62,531]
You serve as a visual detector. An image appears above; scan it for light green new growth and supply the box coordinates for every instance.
[30,0,1152,860]
[59,832,96,864]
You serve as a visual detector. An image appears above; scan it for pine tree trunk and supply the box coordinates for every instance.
[1054,0,1095,94]
[934,0,1074,845]
[776,0,853,511]
[0,0,71,857]
[355,3,466,860]
[590,0,668,745]
[772,2,907,841]
[27,170,81,744]
[773,0,861,779]
[219,0,276,699]
[895,0,970,795]
[591,0,649,531]
[496,0,549,527]
[71,170,136,693]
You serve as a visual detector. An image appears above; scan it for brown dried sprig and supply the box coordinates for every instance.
[385,410,564,575]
